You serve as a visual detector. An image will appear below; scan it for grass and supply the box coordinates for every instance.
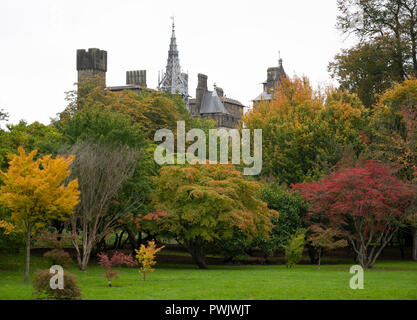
[0,253,416,300]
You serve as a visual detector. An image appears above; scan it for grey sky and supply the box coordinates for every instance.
[0,0,356,126]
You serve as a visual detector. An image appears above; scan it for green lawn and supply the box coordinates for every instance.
[0,253,416,300]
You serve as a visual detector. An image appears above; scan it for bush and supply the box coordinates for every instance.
[33,269,81,300]
[284,231,305,268]
[258,184,307,258]
[43,249,72,267]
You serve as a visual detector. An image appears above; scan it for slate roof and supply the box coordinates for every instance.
[253,91,272,102]
[200,90,230,114]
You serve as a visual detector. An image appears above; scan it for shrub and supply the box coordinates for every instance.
[258,184,307,259]
[135,240,164,280]
[284,231,305,268]
[43,249,72,267]
[97,251,136,287]
[33,269,81,300]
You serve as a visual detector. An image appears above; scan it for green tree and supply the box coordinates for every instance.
[329,40,400,108]
[255,183,307,259]
[336,0,417,78]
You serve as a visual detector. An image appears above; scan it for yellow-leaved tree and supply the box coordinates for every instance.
[135,240,164,281]
[0,146,80,281]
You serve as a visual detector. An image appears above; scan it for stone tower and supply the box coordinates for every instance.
[253,57,287,103]
[266,58,286,93]
[76,48,107,85]
[158,18,189,108]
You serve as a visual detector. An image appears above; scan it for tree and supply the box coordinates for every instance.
[0,121,64,171]
[0,147,79,281]
[329,40,400,108]
[151,163,278,269]
[294,160,414,268]
[368,79,417,259]
[242,76,368,184]
[0,109,8,123]
[55,106,152,270]
[307,225,348,270]
[60,77,189,141]
[254,183,307,259]
[135,240,164,281]
[337,0,417,78]
[68,141,141,271]
[97,252,136,287]
[284,231,306,268]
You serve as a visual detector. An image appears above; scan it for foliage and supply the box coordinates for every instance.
[243,76,368,184]
[256,183,307,258]
[0,147,79,281]
[336,0,417,78]
[307,225,348,270]
[0,121,64,171]
[151,163,278,269]
[97,251,136,287]
[135,240,164,280]
[293,160,414,268]
[60,77,189,141]
[369,79,417,181]
[32,269,81,300]
[328,40,400,108]
[284,231,306,268]
[43,249,72,267]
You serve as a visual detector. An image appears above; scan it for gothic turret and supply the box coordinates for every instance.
[158,18,189,108]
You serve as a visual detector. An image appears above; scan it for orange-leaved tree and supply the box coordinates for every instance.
[135,240,164,280]
[151,163,278,269]
[0,146,79,281]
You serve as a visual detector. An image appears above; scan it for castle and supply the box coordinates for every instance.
[76,20,286,129]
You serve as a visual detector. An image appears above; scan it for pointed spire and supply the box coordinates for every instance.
[159,18,189,109]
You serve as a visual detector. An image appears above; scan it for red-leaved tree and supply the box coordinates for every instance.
[97,252,136,287]
[293,161,414,268]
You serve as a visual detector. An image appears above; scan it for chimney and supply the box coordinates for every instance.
[196,73,208,113]
[126,70,147,87]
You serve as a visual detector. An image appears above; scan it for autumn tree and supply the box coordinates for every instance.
[368,79,417,259]
[135,240,164,280]
[243,76,368,184]
[97,251,136,287]
[294,161,414,268]
[60,76,189,141]
[151,163,278,269]
[307,225,348,270]
[0,147,79,281]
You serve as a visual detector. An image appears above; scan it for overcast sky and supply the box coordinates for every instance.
[0,0,357,126]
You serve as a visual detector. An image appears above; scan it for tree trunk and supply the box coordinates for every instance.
[317,249,321,271]
[188,243,208,269]
[24,224,31,282]
[412,228,417,262]
[307,245,318,264]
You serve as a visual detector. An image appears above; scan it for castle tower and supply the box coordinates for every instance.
[266,58,286,94]
[76,48,107,85]
[253,56,287,103]
[158,18,189,108]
